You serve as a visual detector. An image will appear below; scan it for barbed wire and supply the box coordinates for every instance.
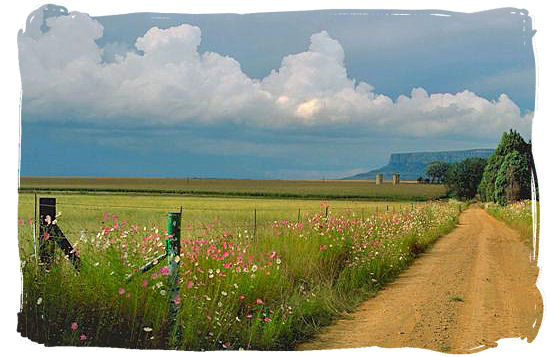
[18,200,421,212]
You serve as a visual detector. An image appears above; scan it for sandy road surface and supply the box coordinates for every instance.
[298,207,542,353]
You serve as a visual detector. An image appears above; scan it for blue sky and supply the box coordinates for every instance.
[18,5,535,179]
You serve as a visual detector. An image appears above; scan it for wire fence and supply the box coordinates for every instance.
[17,195,426,245]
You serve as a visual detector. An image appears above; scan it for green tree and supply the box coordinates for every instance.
[445,158,487,200]
[478,129,533,204]
[494,151,531,205]
[425,161,451,184]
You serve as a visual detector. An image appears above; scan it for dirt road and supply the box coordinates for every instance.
[298,207,543,353]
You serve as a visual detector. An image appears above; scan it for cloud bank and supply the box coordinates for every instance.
[18,6,532,138]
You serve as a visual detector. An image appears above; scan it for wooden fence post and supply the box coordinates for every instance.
[39,197,80,270]
[33,193,38,267]
[39,198,56,267]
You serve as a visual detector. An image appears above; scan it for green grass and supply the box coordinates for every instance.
[484,200,538,259]
[449,295,465,302]
[17,193,463,350]
[19,177,448,201]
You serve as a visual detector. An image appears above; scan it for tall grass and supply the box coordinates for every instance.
[17,199,463,350]
[484,200,538,259]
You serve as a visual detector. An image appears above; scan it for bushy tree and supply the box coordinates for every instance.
[425,161,451,184]
[479,129,533,204]
[445,158,487,200]
[494,151,531,205]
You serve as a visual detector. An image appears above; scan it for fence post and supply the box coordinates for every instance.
[325,206,329,219]
[33,193,38,267]
[253,209,257,240]
[39,198,56,267]
[166,212,181,348]
[38,197,81,270]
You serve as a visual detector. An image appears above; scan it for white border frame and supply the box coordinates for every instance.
[2,1,548,356]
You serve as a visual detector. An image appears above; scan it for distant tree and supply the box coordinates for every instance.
[445,158,487,200]
[479,130,533,204]
[425,161,451,184]
[417,176,424,184]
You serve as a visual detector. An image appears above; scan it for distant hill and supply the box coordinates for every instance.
[343,149,495,181]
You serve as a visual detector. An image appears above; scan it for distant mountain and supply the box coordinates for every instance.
[343,149,495,181]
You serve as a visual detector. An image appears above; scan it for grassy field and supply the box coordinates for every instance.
[484,200,538,260]
[19,177,447,201]
[18,193,425,237]
[17,191,463,350]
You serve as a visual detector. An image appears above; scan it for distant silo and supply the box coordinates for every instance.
[375,173,383,185]
[392,173,400,185]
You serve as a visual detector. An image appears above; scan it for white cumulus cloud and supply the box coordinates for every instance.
[18,6,532,138]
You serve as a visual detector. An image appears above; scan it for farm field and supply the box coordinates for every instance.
[19,177,447,201]
[18,193,425,236]
[17,191,463,350]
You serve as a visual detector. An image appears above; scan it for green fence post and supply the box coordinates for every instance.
[166,212,181,348]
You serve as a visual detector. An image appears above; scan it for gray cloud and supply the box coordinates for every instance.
[18,6,532,139]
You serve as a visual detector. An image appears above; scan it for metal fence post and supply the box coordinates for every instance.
[253,209,257,240]
[166,208,181,347]
[166,212,181,348]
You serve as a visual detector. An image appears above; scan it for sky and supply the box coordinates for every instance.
[18,4,536,179]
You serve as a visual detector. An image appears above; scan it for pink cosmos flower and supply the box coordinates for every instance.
[118,288,126,295]
[80,334,87,341]
[160,266,171,276]
[173,296,181,305]
[187,281,194,289]
[256,298,264,305]
[143,280,148,288]
[71,322,78,331]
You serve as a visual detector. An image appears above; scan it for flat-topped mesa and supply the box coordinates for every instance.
[343,149,495,181]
